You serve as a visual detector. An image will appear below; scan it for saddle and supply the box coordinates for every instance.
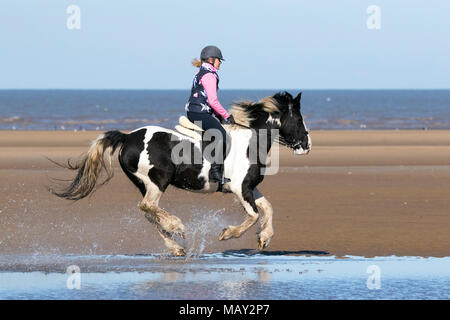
[175,116,203,141]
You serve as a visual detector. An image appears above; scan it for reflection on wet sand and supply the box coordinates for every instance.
[0,254,449,299]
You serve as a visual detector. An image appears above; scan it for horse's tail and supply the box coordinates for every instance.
[51,130,127,201]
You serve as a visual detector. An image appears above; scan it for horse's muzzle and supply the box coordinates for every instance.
[293,135,312,156]
[293,146,310,155]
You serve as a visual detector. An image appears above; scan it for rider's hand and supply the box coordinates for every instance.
[225,114,235,125]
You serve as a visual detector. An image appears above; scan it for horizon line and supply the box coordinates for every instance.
[1,88,450,91]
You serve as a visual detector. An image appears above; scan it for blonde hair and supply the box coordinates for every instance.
[191,58,203,68]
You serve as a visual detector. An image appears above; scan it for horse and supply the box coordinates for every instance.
[51,91,311,256]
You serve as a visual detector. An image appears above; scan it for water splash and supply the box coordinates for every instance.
[184,208,226,258]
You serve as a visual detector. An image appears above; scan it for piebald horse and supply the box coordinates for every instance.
[51,91,311,256]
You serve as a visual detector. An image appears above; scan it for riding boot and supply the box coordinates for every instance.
[209,163,231,185]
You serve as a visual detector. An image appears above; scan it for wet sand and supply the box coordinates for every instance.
[1,130,450,257]
[1,254,449,299]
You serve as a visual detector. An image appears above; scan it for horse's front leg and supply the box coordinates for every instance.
[218,186,259,241]
[253,188,274,250]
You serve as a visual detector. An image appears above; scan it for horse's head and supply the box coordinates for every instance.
[273,91,311,155]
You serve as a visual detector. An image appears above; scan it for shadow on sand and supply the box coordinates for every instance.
[126,249,330,259]
[222,249,330,256]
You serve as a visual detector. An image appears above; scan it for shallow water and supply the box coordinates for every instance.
[0,253,449,299]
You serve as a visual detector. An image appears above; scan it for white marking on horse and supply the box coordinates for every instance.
[222,128,253,194]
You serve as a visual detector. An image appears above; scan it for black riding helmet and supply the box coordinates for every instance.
[200,45,225,62]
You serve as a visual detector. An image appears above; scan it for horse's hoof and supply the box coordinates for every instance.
[218,228,229,241]
[173,248,186,257]
[257,237,268,251]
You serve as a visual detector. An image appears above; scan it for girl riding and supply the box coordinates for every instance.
[185,45,235,186]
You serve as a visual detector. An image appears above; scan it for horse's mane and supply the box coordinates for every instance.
[229,96,280,128]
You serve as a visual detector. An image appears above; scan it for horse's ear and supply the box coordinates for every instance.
[294,92,302,109]
[279,91,293,99]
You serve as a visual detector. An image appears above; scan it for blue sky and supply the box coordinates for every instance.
[0,0,449,89]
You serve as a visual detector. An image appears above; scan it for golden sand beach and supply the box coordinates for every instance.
[1,130,449,257]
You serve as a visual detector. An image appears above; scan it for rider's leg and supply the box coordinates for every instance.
[187,112,229,184]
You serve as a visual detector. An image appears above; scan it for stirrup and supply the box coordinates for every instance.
[211,176,230,185]
[217,176,231,192]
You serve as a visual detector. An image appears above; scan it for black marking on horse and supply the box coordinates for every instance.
[241,163,264,213]
[118,128,147,196]
[146,131,207,191]
[119,156,146,196]
[119,128,146,173]
[146,132,177,192]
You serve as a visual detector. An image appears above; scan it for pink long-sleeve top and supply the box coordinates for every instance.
[199,63,230,119]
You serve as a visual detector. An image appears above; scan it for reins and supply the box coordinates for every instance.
[227,121,252,130]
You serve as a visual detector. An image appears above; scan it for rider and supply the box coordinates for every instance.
[185,45,235,186]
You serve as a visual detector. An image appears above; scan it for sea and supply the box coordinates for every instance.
[1,89,449,131]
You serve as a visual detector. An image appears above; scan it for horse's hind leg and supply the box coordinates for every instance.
[155,225,186,257]
[119,132,186,256]
[219,186,259,241]
[139,180,186,256]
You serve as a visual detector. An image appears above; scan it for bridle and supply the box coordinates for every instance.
[228,121,252,130]
[225,119,309,148]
